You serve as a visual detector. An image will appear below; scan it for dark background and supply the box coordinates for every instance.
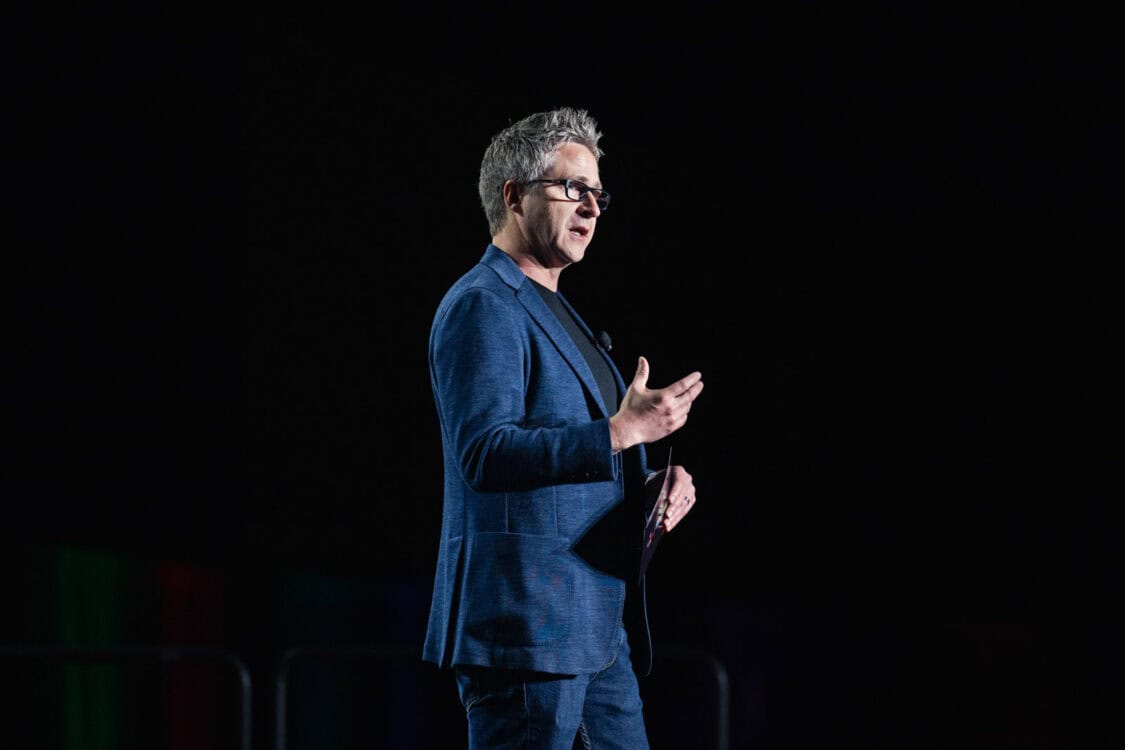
[8,5,1122,748]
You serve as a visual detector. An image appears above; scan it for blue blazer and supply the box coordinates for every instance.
[423,244,653,676]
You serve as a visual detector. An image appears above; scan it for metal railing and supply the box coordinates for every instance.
[648,646,731,750]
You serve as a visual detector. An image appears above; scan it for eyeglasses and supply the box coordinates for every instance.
[524,178,611,211]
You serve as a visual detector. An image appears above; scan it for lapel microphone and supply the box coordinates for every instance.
[596,330,613,352]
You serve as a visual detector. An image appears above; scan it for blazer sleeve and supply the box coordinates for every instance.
[430,285,617,492]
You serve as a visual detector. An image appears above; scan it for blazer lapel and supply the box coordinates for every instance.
[481,244,616,418]
[518,286,611,417]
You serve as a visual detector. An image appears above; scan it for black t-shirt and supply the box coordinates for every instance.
[531,280,618,414]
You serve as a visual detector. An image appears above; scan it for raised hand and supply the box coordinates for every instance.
[610,356,703,452]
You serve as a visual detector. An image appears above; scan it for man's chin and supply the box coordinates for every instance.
[565,241,589,263]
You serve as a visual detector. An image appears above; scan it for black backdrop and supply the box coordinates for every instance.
[9,6,1122,748]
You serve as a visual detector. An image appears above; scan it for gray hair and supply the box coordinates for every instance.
[478,107,604,237]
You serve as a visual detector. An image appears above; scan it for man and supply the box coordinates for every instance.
[423,106,704,749]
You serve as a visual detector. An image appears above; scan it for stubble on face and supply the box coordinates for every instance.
[534,143,600,269]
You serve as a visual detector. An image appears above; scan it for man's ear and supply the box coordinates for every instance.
[502,180,522,212]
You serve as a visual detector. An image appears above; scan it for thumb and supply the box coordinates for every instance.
[632,356,649,389]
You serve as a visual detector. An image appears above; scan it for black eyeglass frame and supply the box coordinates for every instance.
[523,178,611,210]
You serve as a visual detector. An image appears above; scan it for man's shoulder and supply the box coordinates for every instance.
[432,264,518,324]
[443,262,509,298]
[443,251,527,298]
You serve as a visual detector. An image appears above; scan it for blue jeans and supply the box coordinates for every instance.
[454,626,649,749]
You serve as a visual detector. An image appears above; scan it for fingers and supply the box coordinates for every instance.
[624,358,702,443]
[631,356,650,389]
[672,372,704,401]
[662,467,695,531]
[665,374,703,429]
[661,490,697,532]
[632,358,702,403]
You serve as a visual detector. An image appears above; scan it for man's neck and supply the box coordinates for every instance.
[493,238,564,292]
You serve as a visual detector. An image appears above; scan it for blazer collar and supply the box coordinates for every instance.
[480,244,529,291]
[480,244,614,417]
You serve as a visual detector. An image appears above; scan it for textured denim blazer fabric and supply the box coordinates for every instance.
[423,244,652,676]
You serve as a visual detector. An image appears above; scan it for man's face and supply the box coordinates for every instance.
[523,142,604,269]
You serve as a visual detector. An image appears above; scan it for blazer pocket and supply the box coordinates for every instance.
[464,532,574,646]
